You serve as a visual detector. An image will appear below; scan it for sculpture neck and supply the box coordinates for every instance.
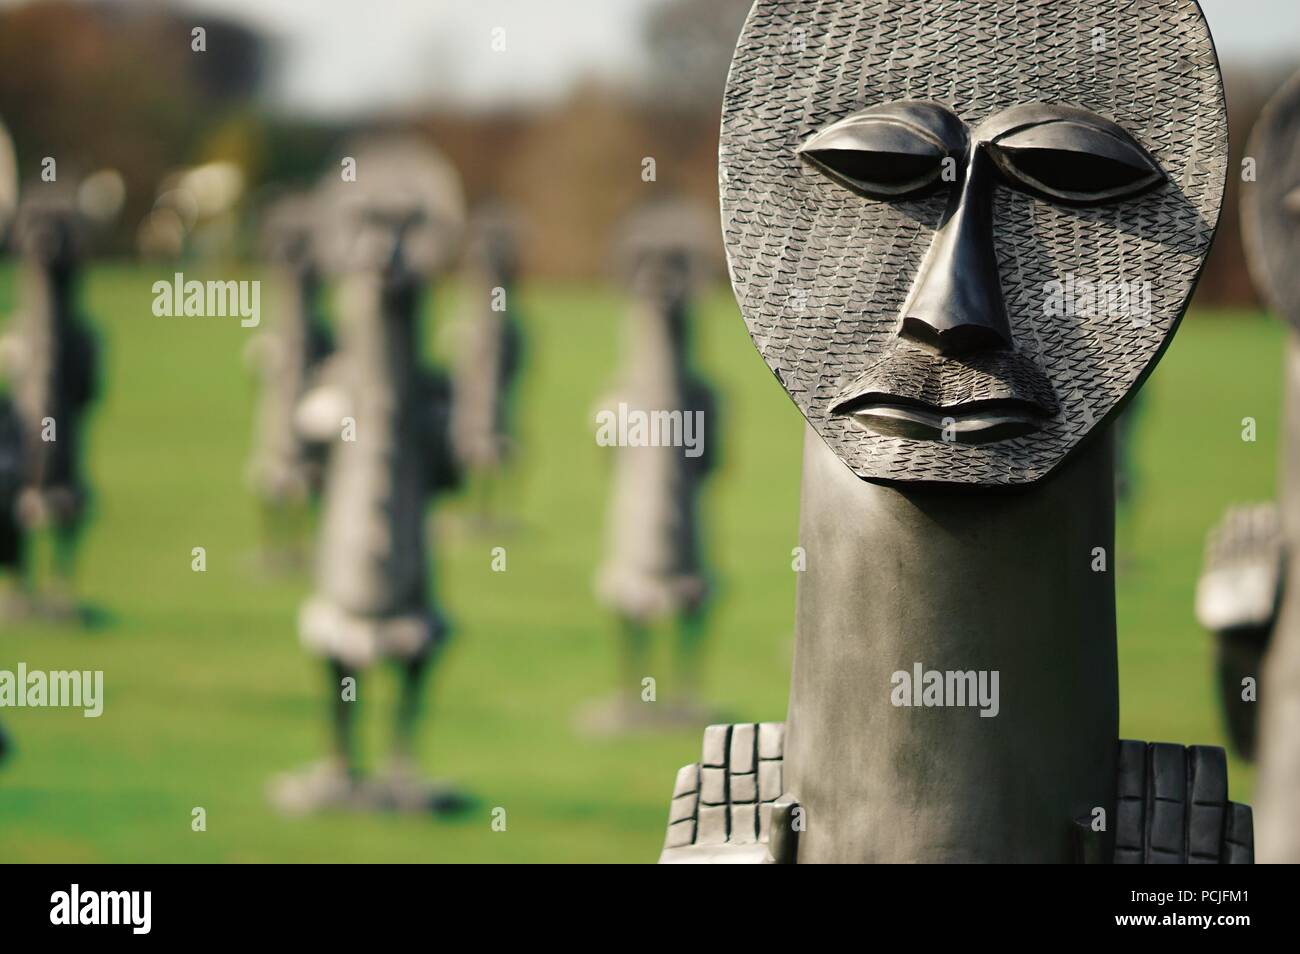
[20,257,75,339]
[783,425,1118,862]
[337,270,421,388]
[624,295,687,396]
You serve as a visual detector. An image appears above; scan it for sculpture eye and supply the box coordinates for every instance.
[987,116,1164,204]
[798,105,963,199]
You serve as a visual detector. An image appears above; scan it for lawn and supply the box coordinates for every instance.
[0,262,1282,862]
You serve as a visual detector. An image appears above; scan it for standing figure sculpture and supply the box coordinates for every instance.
[449,207,524,529]
[269,141,465,814]
[588,203,720,733]
[244,193,332,570]
[1198,69,1300,862]
[659,0,1251,863]
[0,170,120,620]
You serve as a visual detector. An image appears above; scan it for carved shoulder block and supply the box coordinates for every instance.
[1111,741,1253,864]
[658,722,796,864]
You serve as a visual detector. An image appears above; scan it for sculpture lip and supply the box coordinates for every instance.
[829,345,1059,445]
[840,397,1048,444]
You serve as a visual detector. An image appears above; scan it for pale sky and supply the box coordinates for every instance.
[17,0,1300,117]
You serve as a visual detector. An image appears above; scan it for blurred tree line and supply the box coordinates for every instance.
[0,0,1290,307]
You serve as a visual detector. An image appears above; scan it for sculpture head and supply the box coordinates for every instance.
[319,138,465,284]
[722,0,1227,486]
[1243,70,1300,330]
[14,199,82,270]
[8,168,122,287]
[618,201,719,310]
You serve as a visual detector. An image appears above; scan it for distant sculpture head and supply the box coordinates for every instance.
[1243,70,1300,329]
[10,168,124,274]
[13,198,81,269]
[319,138,465,281]
[619,201,718,309]
[723,0,1227,485]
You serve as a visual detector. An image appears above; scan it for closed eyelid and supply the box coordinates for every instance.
[974,103,1165,204]
[798,102,968,198]
[800,102,968,156]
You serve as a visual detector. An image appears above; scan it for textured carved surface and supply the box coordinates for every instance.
[721,0,1227,485]
[1243,70,1300,328]
[835,346,1059,417]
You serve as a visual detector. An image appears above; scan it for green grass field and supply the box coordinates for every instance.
[0,262,1283,862]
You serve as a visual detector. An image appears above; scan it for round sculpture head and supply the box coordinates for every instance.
[722,0,1227,486]
[10,169,124,270]
[618,200,719,307]
[13,190,87,269]
[318,137,465,279]
[1243,70,1300,329]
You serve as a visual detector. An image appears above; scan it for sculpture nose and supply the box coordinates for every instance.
[899,148,1012,357]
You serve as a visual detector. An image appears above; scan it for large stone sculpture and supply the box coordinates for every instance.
[244,193,333,568]
[660,0,1251,863]
[0,169,120,620]
[588,203,720,733]
[1199,69,1300,862]
[449,206,524,527]
[269,140,465,814]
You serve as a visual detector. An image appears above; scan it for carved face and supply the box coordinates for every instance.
[1243,70,1300,330]
[722,0,1227,486]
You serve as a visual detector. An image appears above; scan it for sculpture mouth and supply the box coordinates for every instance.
[831,346,1058,445]
[840,398,1047,444]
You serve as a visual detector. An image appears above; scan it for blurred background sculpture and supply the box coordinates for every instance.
[244,192,332,570]
[587,202,720,734]
[661,0,1251,864]
[0,166,121,621]
[449,206,524,529]
[269,139,466,815]
[1196,503,1283,760]
[1200,68,1300,863]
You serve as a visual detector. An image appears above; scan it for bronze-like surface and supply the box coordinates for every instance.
[721,0,1227,486]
